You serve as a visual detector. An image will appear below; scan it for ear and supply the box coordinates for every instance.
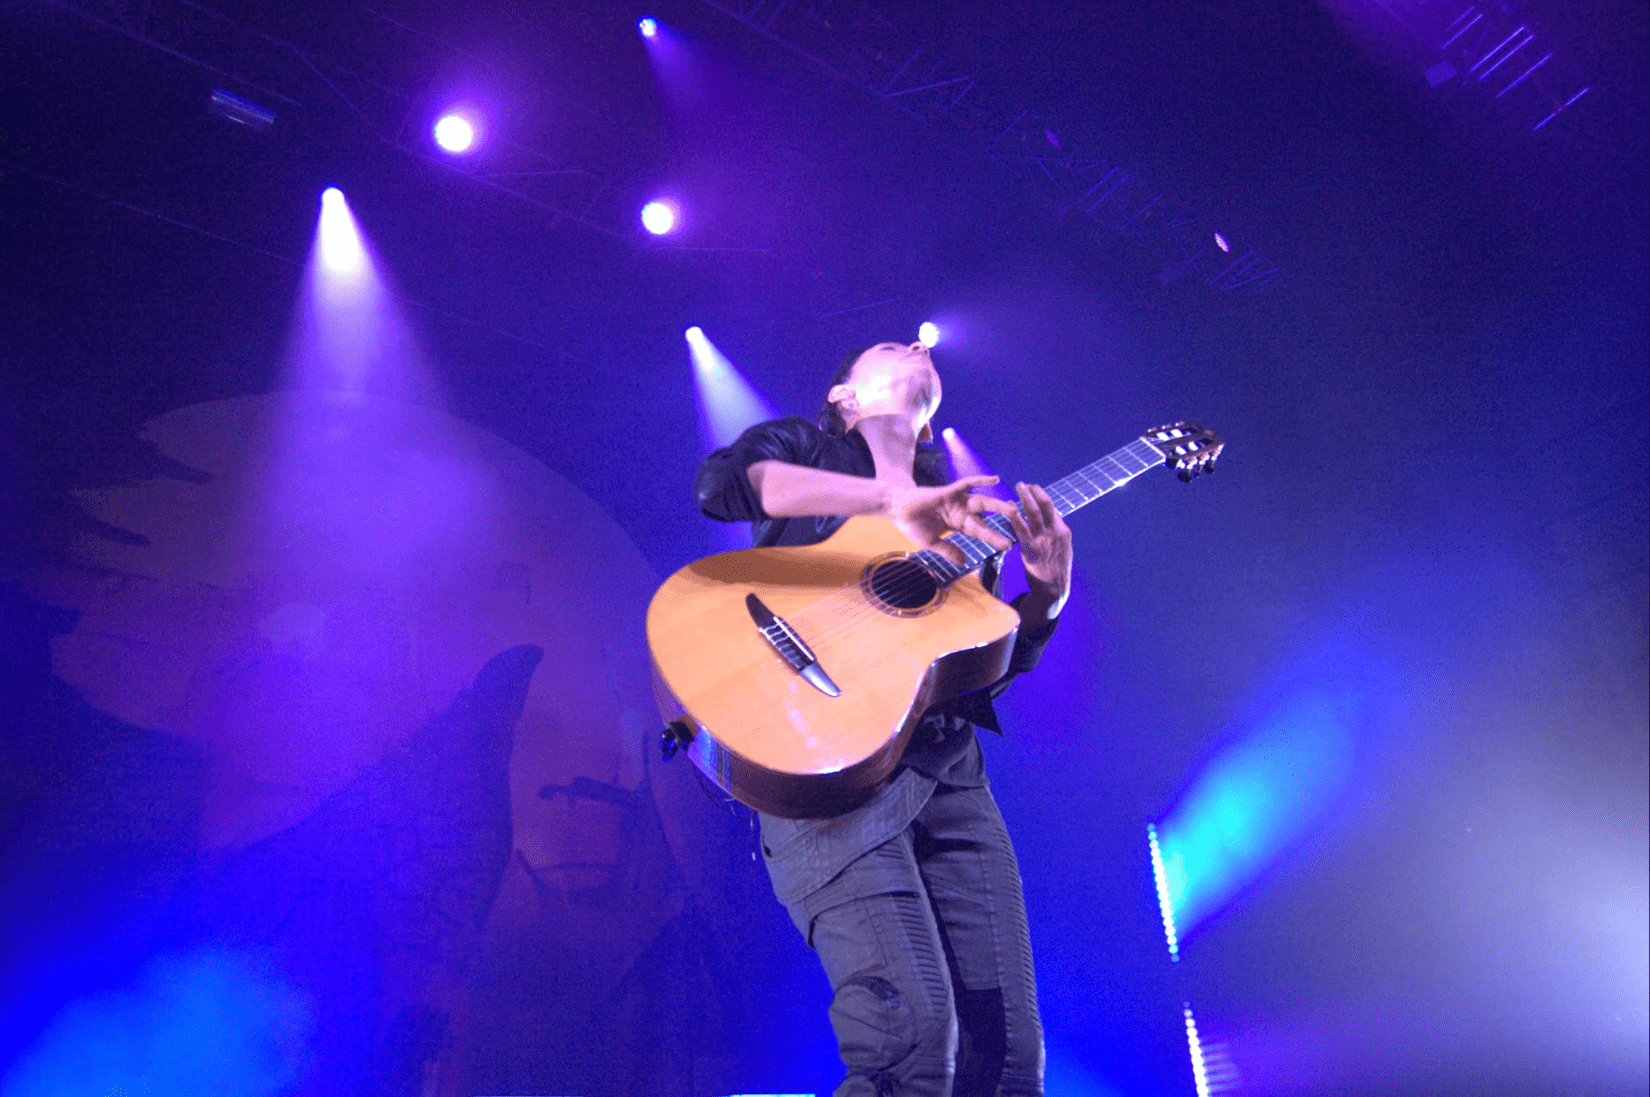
[828,383,856,411]
[918,422,934,444]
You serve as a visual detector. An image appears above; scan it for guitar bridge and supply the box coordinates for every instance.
[745,593,840,697]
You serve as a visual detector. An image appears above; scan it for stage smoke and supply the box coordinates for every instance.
[685,326,776,450]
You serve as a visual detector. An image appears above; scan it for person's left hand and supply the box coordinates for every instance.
[1009,482,1073,618]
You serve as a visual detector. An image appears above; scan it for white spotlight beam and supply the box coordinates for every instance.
[685,327,777,449]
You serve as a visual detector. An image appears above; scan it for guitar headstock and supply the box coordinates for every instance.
[1141,422,1223,482]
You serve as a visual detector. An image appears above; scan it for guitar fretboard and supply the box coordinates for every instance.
[914,437,1165,583]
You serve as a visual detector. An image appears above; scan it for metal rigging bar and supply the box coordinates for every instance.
[1365,0,1593,133]
[696,0,1281,293]
[43,0,657,243]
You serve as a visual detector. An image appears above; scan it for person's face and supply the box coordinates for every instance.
[831,342,943,430]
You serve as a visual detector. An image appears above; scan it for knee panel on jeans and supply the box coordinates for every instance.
[829,975,916,1070]
[830,973,956,1081]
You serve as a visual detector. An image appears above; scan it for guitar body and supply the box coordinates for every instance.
[647,422,1224,819]
[647,516,1021,819]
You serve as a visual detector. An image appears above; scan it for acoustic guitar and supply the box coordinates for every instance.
[647,423,1223,818]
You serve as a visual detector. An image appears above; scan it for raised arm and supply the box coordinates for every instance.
[744,460,892,519]
[750,460,1017,560]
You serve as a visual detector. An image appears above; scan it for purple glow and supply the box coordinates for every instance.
[685,325,776,449]
[940,426,1014,501]
[433,113,476,154]
[641,199,678,235]
[638,14,707,116]
[288,188,436,404]
[318,188,365,275]
[686,326,777,552]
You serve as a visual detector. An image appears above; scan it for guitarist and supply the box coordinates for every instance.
[695,340,1073,1095]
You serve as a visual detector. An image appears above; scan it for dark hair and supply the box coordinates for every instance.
[815,346,867,437]
[816,345,949,485]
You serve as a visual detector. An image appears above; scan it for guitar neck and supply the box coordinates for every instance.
[915,437,1167,583]
[1042,437,1169,518]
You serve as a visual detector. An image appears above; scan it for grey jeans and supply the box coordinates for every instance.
[763,778,1044,1095]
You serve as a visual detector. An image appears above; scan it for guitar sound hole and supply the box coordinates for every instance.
[867,557,940,612]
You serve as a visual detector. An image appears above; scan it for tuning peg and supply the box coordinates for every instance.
[1178,467,1194,483]
[1204,458,1216,474]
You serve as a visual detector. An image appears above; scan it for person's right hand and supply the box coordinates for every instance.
[885,476,1016,564]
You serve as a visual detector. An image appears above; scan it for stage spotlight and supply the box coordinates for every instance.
[1213,232,1230,253]
[433,113,476,154]
[641,199,678,235]
[318,188,364,274]
[940,425,1012,500]
[917,321,941,348]
[685,326,777,449]
[297,186,436,401]
[638,16,658,38]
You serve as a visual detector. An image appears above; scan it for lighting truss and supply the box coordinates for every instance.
[1366,0,1594,132]
[44,0,657,241]
[697,0,1282,293]
[37,0,900,345]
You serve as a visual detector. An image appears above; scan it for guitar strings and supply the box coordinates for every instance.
[778,465,1109,635]
[761,442,1170,648]
[769,477,1091,649]
[775,498,1023,635]
[764,529,1006,649]
[771,450,1165,651]
[773,469,1107,639]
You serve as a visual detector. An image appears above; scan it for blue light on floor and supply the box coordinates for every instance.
[2,948,312,1097]
[1153,689,1356,940]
